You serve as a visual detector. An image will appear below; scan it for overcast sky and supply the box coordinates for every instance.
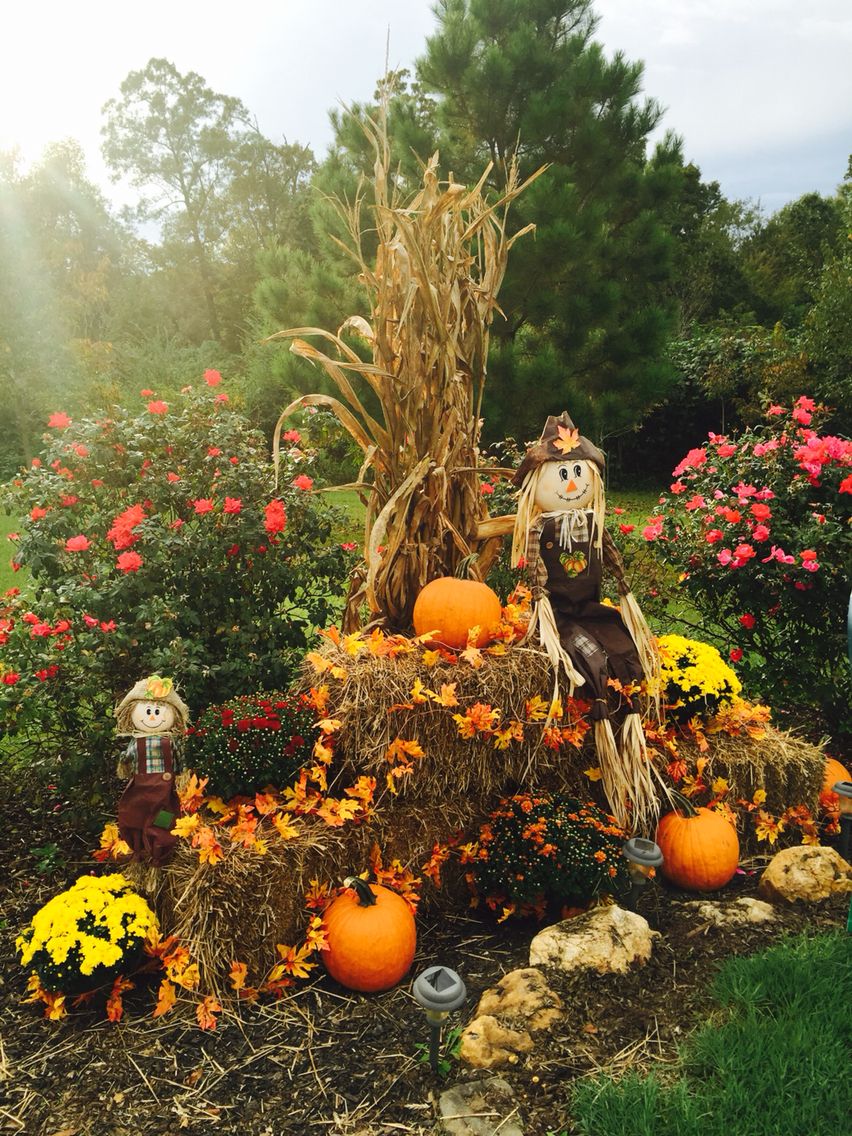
[2,0,850,215]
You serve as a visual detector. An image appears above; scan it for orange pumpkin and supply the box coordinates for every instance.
[821,757,851,797]
[655,800,739,891]
[412,577,502,649]
[322,877,417,993]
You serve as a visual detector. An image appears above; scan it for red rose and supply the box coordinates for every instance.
[116,551,143,573]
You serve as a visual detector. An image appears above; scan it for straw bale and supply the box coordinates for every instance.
[128,651,826,992]
[308,645,591,811]
[676,726,824,814]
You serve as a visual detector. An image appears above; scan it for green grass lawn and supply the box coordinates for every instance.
[566,931,850,1136]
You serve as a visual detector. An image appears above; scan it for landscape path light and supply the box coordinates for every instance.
[622,836,664,911]
[832,780,852,863]
[411,965,467,1074]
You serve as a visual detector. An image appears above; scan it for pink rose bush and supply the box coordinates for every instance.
[647,398,852,732]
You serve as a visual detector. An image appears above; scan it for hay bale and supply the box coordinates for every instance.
[307,643,591,809]
[128,647,826,993]
[677,726,824,814]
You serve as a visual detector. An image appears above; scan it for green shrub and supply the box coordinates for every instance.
[469,794,630,917]
[186,692,315,799]
[0,372,355,798]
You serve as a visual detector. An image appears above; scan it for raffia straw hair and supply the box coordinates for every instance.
[620,590,662,723]
[619,713,659,831]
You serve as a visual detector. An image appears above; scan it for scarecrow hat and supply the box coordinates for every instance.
[114,674,190,735]
[512,412,605,487]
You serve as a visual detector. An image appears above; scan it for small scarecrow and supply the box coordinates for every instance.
[511,412,660,829]
[114,675,189,866]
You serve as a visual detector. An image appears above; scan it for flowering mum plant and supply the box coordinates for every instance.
[644,397,852,733]
[0,375,355,797]
[16,874,157,997]
[460,794,630,920]
[186,692,316,800]
[658,634,741,723]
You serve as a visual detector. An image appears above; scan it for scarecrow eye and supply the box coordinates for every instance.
[559,466,570,481]
[573,464,582,477]
[155,707,160,716]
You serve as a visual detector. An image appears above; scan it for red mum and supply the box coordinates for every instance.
[47,412,71,428]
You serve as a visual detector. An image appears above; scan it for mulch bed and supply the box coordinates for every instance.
[1,771,848,1136]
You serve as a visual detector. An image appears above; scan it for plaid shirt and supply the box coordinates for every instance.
[127,735,172,774]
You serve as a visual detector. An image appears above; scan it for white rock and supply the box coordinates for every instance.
[758,845,852,904]
[529,903,658,974]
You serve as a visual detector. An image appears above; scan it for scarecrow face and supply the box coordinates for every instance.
[130,700,176,734]
[534,459,596,512]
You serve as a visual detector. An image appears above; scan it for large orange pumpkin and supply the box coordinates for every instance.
[655,800,739,891]
[821,757,851,797]
[412,577,502,649]
[322,877,417,993]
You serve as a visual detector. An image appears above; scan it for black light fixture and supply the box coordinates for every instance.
[411,965,467,1073]
[622,836,664,910]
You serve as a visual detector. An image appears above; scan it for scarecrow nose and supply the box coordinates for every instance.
[565,479,577,492]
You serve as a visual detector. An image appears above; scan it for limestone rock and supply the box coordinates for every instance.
[437,1075,524,1135]
[459,1015,534,1069]
[758,845,852,904]
[688,896,777,927]
[460,967,563,1069]
[475,967,563,1033]
[529,903,658,974]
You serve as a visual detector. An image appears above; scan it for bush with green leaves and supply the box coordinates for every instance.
[469,794,630,917]
[186,692,315,799]
[0,372,355,797]
[643,397,852,734]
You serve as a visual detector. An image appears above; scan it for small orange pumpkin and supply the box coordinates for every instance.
[655,796,739,891]
[322,876,417,993]
[821,757,851,798]
[412,577,502,649]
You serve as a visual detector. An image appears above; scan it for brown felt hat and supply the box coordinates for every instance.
[512,412,605,487]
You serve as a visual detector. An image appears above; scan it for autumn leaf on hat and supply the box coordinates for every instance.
[145,675,173,699]
[552,424,580,454]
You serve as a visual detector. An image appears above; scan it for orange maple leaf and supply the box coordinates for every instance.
[152,978,177,1018]
[178,773,208,814]
[196,995,222,1031]
[552,424,581,454]
[429,683,459,708]
[106,976,134,1022]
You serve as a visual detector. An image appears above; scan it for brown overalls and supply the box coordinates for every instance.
[116,738,182,866]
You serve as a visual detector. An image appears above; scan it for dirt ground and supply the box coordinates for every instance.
[1,773,848,1136]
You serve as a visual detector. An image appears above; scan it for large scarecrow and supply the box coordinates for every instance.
[511,413,661,828]
[114,675,189,865]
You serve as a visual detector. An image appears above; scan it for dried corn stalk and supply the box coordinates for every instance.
[271,112,543,631]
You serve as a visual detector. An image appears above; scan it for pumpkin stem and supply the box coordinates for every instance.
[343,875,378,906]
[667,788,699,818]
[454,553,480,580]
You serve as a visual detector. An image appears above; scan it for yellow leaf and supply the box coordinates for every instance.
[229,961,248,992]
[171,814,200,838]
[752,788,767,806]
[421,648,441,667]
[410,678,429,704]
[429,682,459,708]
[273,814,301,841]
[584,767,603,782]
[460,645,484,669]
[316,717,342,733]
[305,650,331,673]
[711,777,730,796]
[552,424,580,454]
